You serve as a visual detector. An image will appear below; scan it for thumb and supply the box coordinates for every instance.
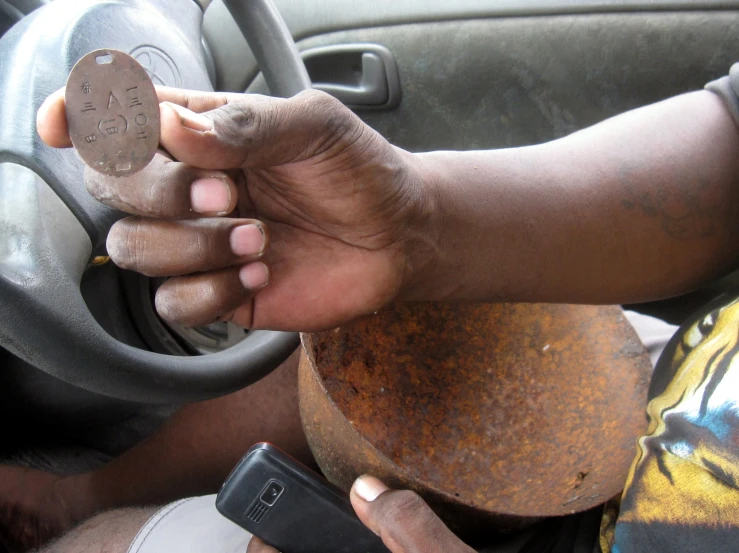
[350,476,475,553]
[159,89,355,170]
[245,536,279,553]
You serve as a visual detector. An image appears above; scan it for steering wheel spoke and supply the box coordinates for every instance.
[0,163,91,288]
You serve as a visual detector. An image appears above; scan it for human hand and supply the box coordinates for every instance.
[37,88,436,331]
[245,475,475,553]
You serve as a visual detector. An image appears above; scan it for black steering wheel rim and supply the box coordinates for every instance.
[0,0,309,403]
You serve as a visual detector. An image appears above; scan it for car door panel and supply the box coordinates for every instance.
[239,13,739,152]
[205,0,739,94]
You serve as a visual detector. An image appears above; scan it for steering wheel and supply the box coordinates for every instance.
[0,0,311,403]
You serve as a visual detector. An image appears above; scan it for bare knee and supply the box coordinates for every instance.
[38,507,158,553]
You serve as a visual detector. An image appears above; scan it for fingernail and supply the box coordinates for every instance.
[239,262,269,290]
[191,178,231,214]
[231,224,266,256]
[352,475,389,502]
[163,102,213,132]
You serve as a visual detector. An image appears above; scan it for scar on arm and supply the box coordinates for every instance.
[618,165,719,241]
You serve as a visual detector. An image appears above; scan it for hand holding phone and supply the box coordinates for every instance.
[216,443,390,553]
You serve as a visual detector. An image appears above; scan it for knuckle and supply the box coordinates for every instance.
[382,490,431,528]
[199,278,221,306]
[376,491,460,553]
[144,181,166,216]
[200,272,240,312]
[192,228,209,262]
[145,162,192,215]
[107,219,140,270]
[297,89,340,111]
[164,160,196,186]
[296,89,358,145]
[190,226,220,268]
[154,284,179,322]
[211,101,260,148]
[155,277,219,327]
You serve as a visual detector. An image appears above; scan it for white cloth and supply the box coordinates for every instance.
[622,309,678,368]
[126,496,251,553]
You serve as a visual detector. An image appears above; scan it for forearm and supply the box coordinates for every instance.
[404,90,739,304]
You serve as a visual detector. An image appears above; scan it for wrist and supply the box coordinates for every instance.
[394,149,445,301]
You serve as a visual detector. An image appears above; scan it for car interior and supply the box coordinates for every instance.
[1,0,738,551]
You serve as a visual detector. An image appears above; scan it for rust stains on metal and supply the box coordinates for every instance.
[299,302,652,538]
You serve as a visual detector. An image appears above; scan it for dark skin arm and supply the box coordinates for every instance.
[406,90,739,305]
[36,88,739,329]
[36,86,739,553]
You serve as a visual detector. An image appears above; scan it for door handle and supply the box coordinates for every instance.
[301,43,401,109]
[315,52,387,106]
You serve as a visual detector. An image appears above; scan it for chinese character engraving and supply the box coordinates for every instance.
[68,48,159,177]
[127,86,143,108]
[98,116,128,136]
[99,119,120,135]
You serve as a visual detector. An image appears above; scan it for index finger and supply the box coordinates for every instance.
[36,86,240,150]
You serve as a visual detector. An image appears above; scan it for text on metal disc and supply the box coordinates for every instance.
[65,49,160,177]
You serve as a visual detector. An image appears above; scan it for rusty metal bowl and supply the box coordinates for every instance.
[299,302,652,539]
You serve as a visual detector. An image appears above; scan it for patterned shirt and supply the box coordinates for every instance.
[602,68,739,552]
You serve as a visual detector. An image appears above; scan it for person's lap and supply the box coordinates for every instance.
[88,310,675,553]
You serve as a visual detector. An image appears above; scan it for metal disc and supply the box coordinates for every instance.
[300,302,653,537]
[65,49,160,177]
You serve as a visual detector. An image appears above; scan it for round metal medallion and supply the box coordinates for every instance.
[65,49,160,177]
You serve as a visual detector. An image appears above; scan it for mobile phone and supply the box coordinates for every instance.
[216,442,390,553]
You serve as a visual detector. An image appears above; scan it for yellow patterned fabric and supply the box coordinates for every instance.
[601,297,739,552]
